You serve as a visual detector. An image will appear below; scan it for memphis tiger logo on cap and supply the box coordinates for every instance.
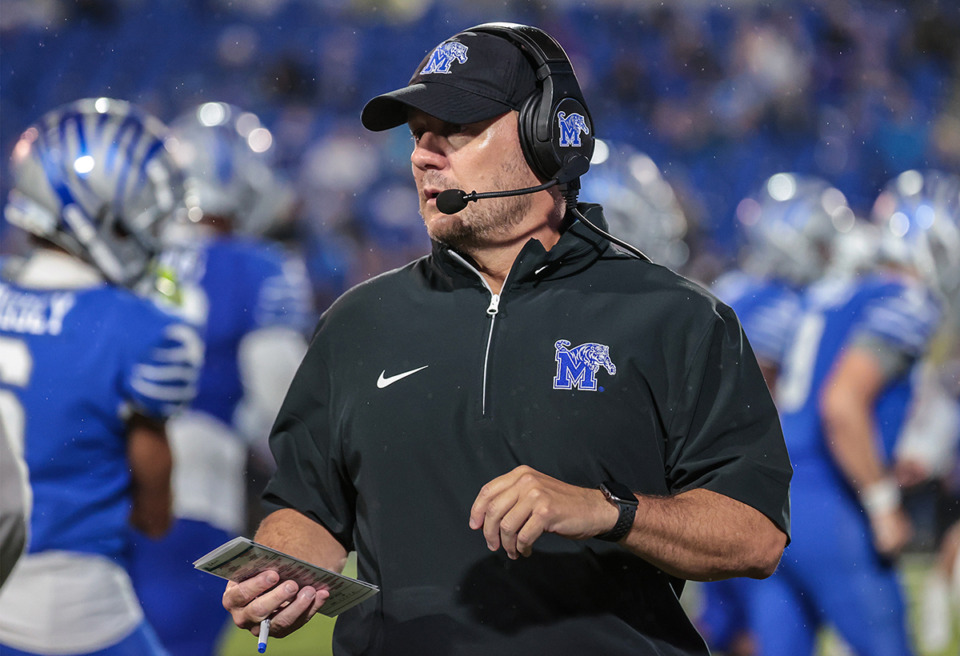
[420,41,469,75]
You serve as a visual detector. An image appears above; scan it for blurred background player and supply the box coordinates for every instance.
[714,172,856,389]
[578,139,692,273]
[922,513,960,652]
[0,421,29,589]
[882,178,960,653]
[749,169,960,656]
[0,98,202,656]
[897,347,960,653]
[697,172,853,655]
[128,101,314,656]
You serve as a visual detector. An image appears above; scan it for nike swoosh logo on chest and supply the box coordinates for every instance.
[376,365,429,389]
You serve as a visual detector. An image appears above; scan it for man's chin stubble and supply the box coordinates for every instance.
[422,194,532,250]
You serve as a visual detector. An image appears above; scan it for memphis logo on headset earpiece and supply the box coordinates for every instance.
[555,99,590,149]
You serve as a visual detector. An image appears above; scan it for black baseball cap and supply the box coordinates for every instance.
[361,30,538,131]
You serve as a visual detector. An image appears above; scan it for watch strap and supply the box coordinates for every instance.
[595,481,638,542]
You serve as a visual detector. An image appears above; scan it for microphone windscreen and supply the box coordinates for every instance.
[436,189,469,215]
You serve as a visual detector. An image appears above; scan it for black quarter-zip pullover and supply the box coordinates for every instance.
[265,204,792,655]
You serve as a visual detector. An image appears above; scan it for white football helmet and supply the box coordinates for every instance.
[4,98,185,286]
[736,172,855,286]
[826,218,881,280]
[165,102,292,236]
[872,169,960,305]
[580,140,690,270]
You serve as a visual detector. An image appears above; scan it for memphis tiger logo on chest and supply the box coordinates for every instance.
[552,339,616,392]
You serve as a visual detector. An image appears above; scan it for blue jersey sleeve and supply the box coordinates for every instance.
[851,279,941,360]
[712,272,800,367]
[124,308,204,419]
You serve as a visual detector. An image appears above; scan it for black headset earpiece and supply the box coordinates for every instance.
[464,22,594,182]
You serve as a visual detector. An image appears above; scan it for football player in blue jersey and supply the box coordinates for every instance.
[713,173,855,388]
[698,173,854,655]
[0,98,203,656]
[128,101,313,656]
[748,169,960,656]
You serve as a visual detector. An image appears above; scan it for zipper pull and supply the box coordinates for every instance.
[486,293,500,316]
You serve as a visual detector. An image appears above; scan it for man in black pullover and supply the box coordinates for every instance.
[224,22,792,655]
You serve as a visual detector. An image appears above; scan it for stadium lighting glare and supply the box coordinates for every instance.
[235,112,260,137]
[890,211,910,237]
[916,204,935,229]
[767,173,797,202]
[73,155,95,175]
[821,187,847,214]
[198,102,229,127]
[591,139,610,165]
[897,169,924,196]
[830,206,856,233]
[247,127,273,153]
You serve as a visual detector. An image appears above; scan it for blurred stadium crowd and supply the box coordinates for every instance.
[2,1,960,655]
[2,0,960,295]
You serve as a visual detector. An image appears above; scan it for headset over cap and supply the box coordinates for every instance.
[361,22,595,183]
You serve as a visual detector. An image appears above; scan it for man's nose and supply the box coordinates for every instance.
[411,132,446,170]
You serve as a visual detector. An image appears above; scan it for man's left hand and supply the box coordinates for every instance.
[469,465,618,559]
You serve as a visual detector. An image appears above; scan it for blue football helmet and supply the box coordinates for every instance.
[166,102,292,236]
[872,169,960,305]
[580,140,689,270]
[737,172,855,285]
[4,97,185,287]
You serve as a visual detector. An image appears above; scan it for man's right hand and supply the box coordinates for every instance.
[222,569,330,638]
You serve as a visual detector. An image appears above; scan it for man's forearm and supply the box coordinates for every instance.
[620,488,786,581]
[254,508,349,574]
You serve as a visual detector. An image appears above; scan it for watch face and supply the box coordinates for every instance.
[602,480,638,505]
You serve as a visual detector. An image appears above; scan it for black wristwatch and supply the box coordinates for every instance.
[595,480,638,542]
